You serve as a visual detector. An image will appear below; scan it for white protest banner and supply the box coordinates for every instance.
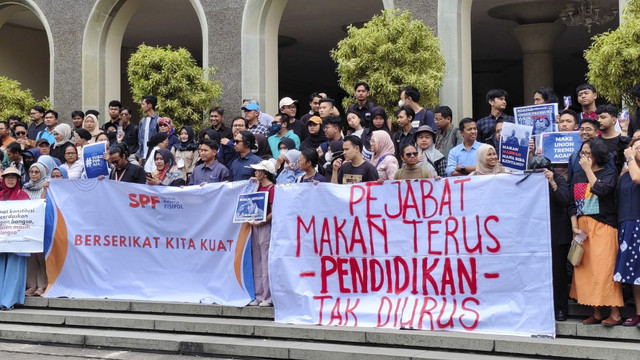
[514,104,557,135]
[500,122,533,171]
[46,179,257,306]
[270,174,555,337]
[0,199,46,252]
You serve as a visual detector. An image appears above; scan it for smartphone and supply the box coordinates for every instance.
[145,172,153,178]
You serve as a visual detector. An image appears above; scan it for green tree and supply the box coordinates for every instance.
[331,9,445,117]
[585,0,640,107]
[128,44,222,131]
[0,76,51,122]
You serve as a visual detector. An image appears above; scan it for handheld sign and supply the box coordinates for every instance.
[83,141,109,178]
[0,199,46,252]
[233,192,268,223]
[500,122,532,171]
[514,104,557,135]
[541,132,582,164]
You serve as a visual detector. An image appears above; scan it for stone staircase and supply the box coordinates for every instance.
[0,297,638,359]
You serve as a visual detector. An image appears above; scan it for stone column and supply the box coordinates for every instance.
[510,22,565,103]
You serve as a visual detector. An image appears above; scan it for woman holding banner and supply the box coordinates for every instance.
[614,134,640,326]
[246,160,276,307]
[470,144,506,175]
[568,138,623,326]
[0,167,30,309]
[22,163,48,297]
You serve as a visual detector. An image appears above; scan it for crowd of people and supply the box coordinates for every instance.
[0,81,639,326]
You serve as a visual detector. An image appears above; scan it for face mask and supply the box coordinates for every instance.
[280,149,288,155]
[398,100,405,108]
[272,124,282,132]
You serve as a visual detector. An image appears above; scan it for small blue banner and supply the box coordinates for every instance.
[541,131,582,164]
[83,141,109,178]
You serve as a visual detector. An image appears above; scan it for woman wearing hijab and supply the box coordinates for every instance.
[361,107,391,162]
[0,167,30,309]
[37,155,58,179]
[146,148,185,186]
[144,133,169,173]
[414,125,446,178]
[83,114,101,143]
[370,130,398,181]
[470,144,506,175]
[299,116,327,152]
[157,117,179,149]
[276,149,304,184]
[274,137,297,174]
[49,123,74,164]
[22,163,48,297]
[171,126,199,181]
[254,134,272,160]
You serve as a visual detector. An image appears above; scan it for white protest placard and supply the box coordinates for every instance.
[270,174,555,337]
[0,199,46,252]
[499,122,533,171]
[46,179,257,305]
[514,104,557,135]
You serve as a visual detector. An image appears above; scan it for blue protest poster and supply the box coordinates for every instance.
[234,192,268,223]
[514,104,558,135]
[541,132,582,164]
[83,141,109,178]
[500,122,532,171]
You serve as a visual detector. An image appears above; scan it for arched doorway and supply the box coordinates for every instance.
[470,0,620,119]
[0,0,53,102]
[277,0,385,114]
[242,0,390,116]
[83,0,207,118]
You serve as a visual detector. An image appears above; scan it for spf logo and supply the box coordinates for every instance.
[129,193,160,209]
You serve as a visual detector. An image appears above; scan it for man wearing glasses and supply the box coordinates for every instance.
[567,118,614,183]
[108,144,146,184]
[12,122,35,150]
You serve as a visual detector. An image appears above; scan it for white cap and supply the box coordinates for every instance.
[279,97,298,109]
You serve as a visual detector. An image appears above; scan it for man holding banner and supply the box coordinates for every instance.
[107,144,145,184]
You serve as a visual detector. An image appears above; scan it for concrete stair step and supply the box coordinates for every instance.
[2,308,640,359]
[24,297,274,319]
[0,323,547,360]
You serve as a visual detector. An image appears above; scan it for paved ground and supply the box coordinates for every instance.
[0,342,238,359]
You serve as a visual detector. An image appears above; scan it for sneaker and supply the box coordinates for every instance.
[623,315,640,326]
[248,299,260,306]
[258,301,272,307]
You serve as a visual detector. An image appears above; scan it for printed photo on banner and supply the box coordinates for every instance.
[0,199,46,253]
[541,132,582,164]
[233,192,268,223]
[83,141,109,178]
[514,103,557,135]
[500,122,532,171]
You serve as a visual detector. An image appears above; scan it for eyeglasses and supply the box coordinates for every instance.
[110,160,121,165]
[158,124,169,127]
[15,131,26,136]
[404,152,419,158]
[579,127,595,133]
[580,151,591,156]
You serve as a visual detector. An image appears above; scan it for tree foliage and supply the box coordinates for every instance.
[128,44,222,130]
[331,9,445,115]
[0,76,51,122]
[585,0,640,107]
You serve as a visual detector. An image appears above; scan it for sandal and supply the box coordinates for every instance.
[33,288,45,296]
[25,288,36,296]
[602,316,624,327]
[582,316,602,325]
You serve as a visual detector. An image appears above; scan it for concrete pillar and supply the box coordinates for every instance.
[509,22,565,104]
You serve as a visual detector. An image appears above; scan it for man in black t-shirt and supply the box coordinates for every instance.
[597,104,629,173]
[332,135,379,184]
[108,144,146,184]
